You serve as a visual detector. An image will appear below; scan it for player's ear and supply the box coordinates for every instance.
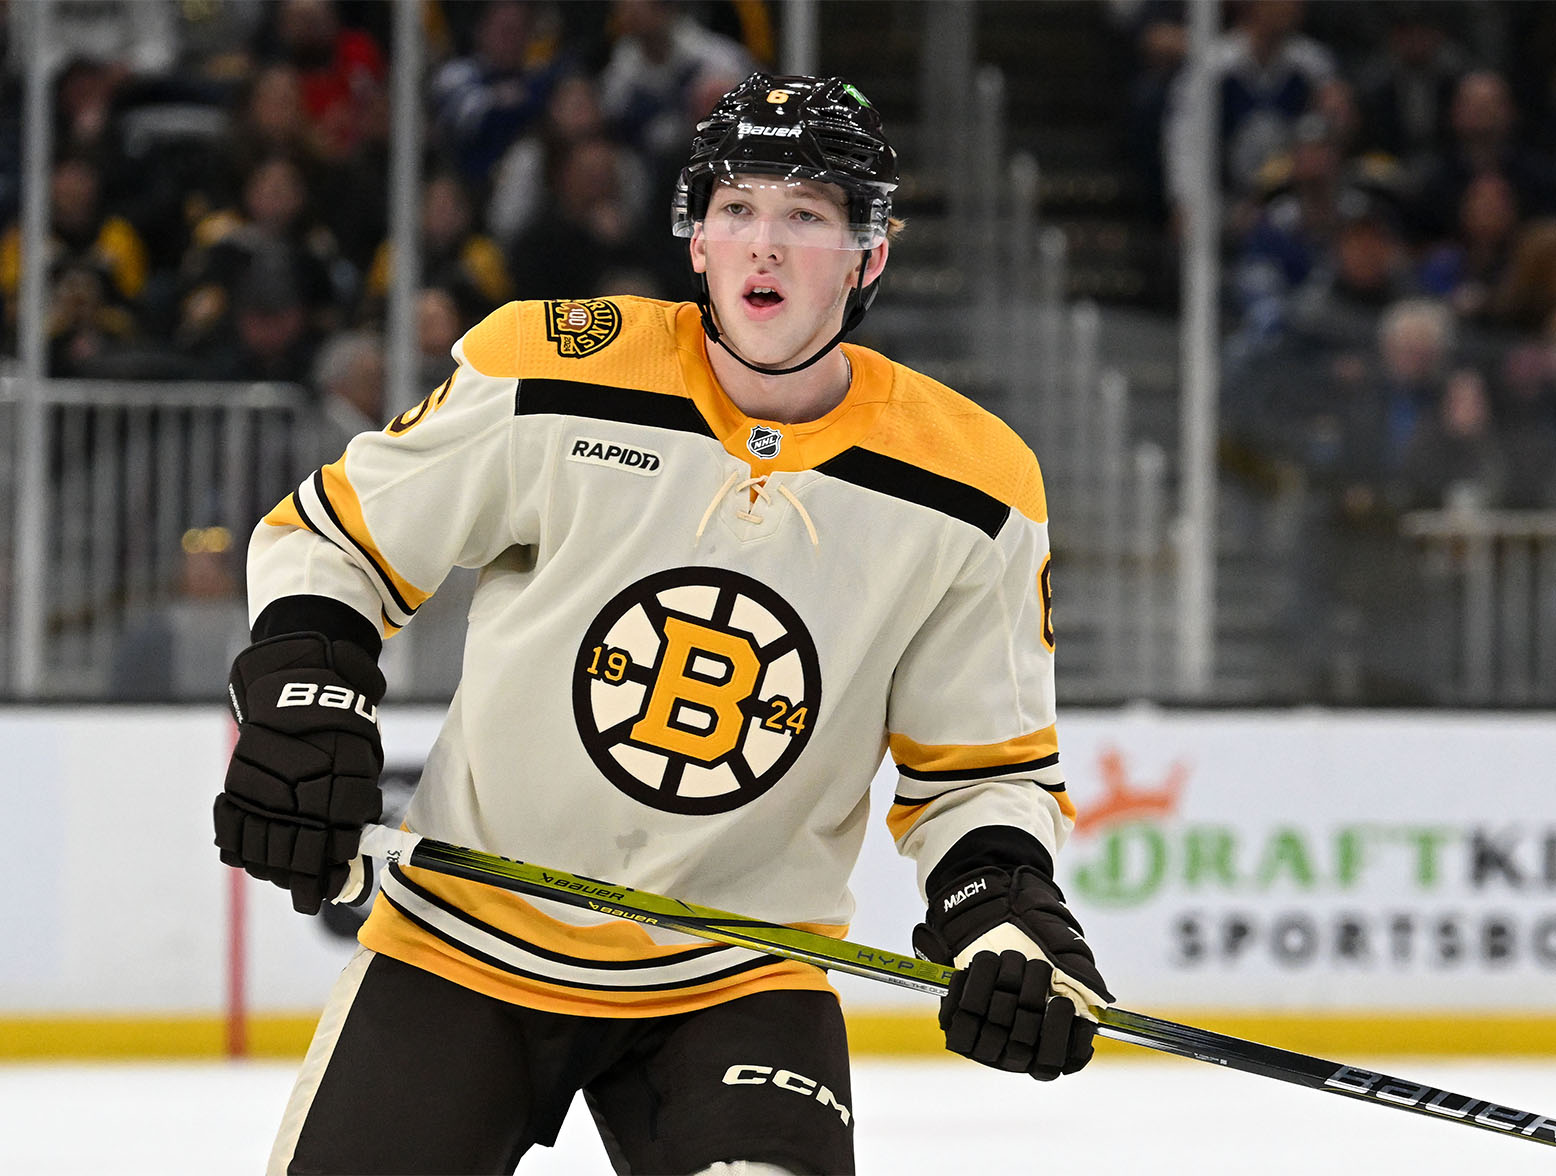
[861,240,889,286]
[689,223,708,275]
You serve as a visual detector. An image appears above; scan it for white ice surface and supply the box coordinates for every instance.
[2,1056,1554,1174]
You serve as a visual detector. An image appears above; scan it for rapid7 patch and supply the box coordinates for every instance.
[573,567,821,815]
[567,436,663,475]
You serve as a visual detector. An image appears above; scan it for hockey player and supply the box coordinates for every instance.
[216,73,1112,1175]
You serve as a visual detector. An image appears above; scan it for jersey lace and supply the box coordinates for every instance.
[695,471,820,547]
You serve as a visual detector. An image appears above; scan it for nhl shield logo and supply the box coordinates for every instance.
[545,298,622,358]
[746,425,783,459]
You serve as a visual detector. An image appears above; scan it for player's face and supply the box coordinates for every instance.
[690,176,886,371]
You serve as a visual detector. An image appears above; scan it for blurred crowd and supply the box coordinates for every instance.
[1118,0,1556,519]
[0,0,769,697]
[0,0,768,399]
[1114,0,1556,698]
[10,0,1556,702]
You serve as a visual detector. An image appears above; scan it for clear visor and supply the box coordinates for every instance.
[672,174,888,251]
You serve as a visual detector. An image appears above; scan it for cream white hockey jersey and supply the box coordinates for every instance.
[249,296,1074,1017]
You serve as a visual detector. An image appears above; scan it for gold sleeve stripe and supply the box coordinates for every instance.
[1057,787,1078,822]
[261,492,309,531]
[890,725,1059,778]
[885,800,929,842]
[314,462,431,615]
[458,300,521,377]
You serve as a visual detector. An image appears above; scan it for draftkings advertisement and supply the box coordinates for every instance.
[2,707,1553,1022]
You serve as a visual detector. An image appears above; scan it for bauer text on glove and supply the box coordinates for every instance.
[214,631,385,915]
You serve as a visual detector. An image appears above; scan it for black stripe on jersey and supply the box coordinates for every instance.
[290,488,322,537]
[310,469,418,619]
[816,448,1011,538]
[388,864,726,973]
[896,753,1060,783]
[892,775,1068,809]
[517,378,716,437]
[380,888,775,993]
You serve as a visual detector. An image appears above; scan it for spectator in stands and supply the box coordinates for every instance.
[1496,341,1556,508]
[305,328,385,469]
[1371,297,1457,477]
[109,524,249,700]
[362,171,512,327]
[1399,366,1506,511]
[227,59,389,278]
[1,153,148,343]
[428,0,567,183]
[1312,76,1368,168]
[598,0,755,171]
[263,0,386,160]
[52,56,137,162]
[1354,1,1468,176]
[1284,190,1416,355]
[189,245,319,384]
[1232,113,1347,341]
[508,133,680,301]
[416,285,466,389]
[176,153,343,355]
[486,72,650,253]
[44,257,137,378]
[1488,218,1556,336]
[1162,0,1337,223]
[1417,172,1520,322]
[231,63,321,182]
[1408,70,1556,244]
[1263,296,1454,513]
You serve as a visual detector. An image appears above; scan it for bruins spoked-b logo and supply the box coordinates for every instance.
[573,567,822,815]
[545,298,622,358]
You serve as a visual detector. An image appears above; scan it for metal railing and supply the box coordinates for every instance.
[1401,508,1556,704]
[2,378,312,696]
[885,35,1181,701]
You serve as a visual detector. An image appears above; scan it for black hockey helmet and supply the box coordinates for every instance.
[673,73,898,248]
[674,73,898,375]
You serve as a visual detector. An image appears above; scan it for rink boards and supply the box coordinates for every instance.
[2,706,1554,1058]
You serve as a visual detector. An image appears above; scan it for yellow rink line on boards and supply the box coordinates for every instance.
[3,1012,1556,1061]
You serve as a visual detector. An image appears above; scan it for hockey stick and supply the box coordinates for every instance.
[356,824,1556,1148]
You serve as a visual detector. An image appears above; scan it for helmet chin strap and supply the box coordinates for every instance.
[696,253,870,377]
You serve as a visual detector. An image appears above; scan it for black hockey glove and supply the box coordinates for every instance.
[214,632,385,915]
[913,862,1113,1081]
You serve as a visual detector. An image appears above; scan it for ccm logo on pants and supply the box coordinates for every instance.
[722,1065,852,1126]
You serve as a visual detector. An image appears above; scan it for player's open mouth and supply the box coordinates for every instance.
[745,286,784,308]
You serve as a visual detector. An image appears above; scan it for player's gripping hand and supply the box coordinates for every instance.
[214,632,385,915]
[913,863,1112,1080]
